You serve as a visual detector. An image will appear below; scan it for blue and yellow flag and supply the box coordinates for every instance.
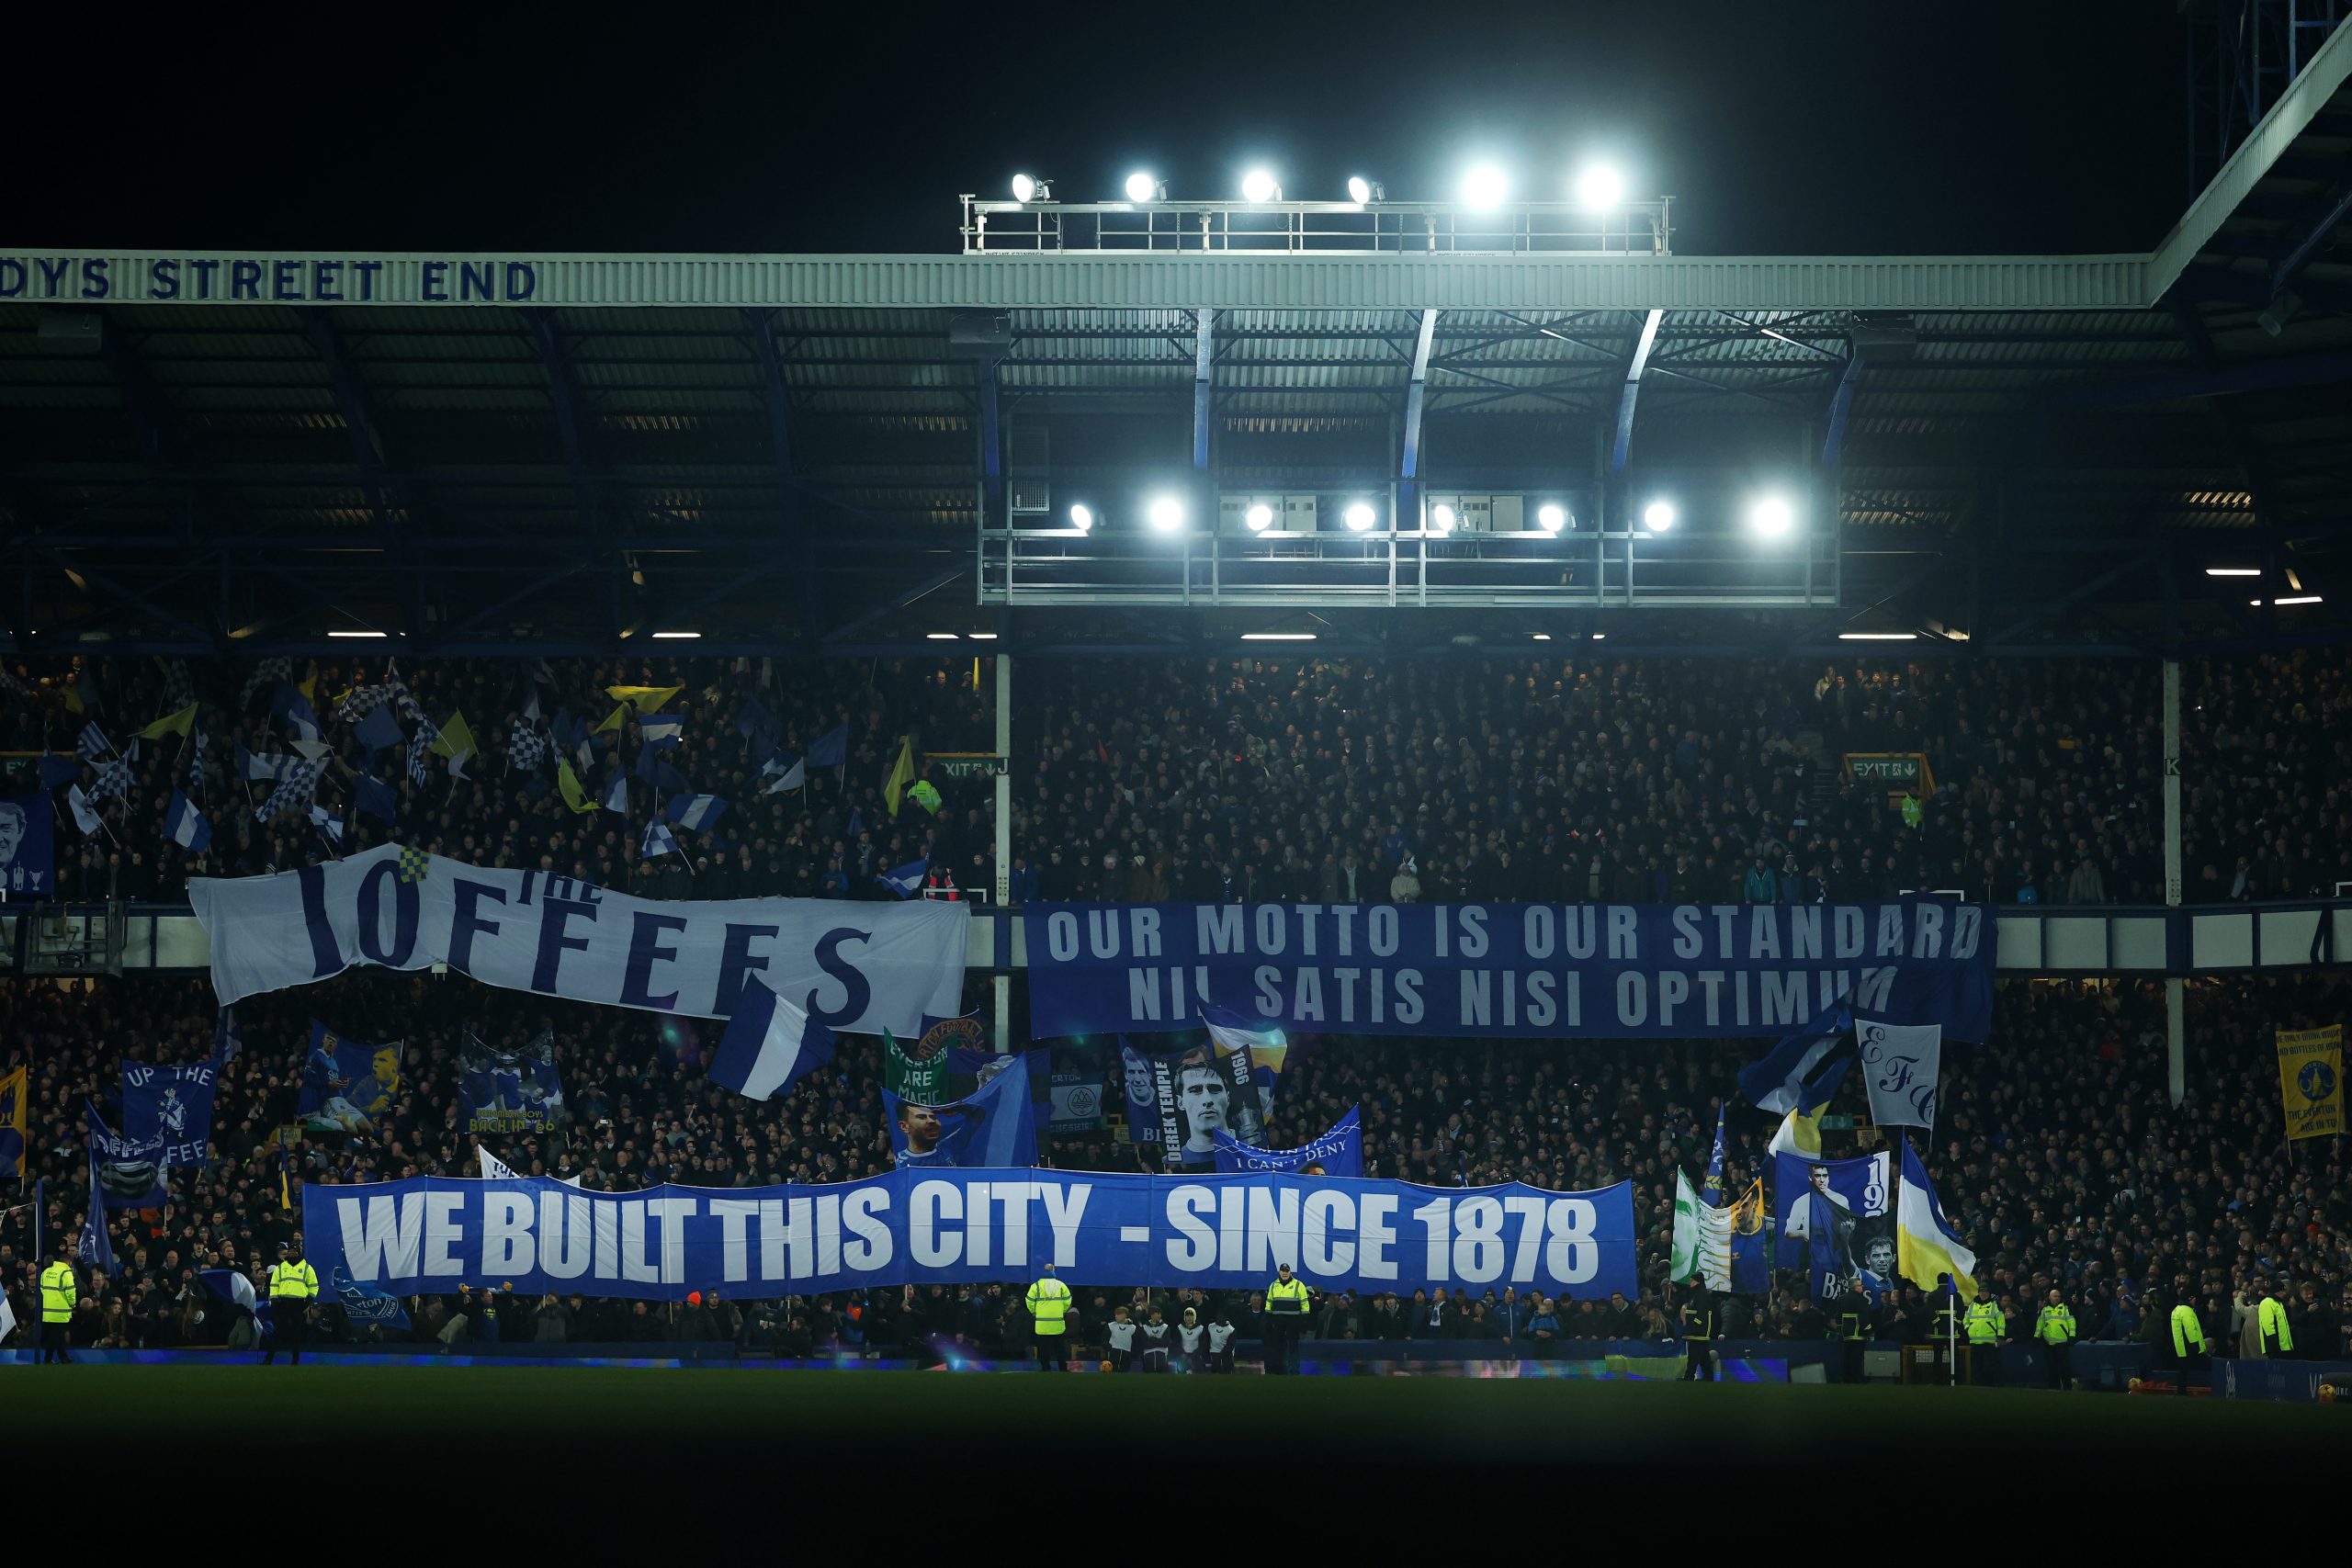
[2278,1025,2345,1141]
[0,1063,26,1179]
[605,683,684,714]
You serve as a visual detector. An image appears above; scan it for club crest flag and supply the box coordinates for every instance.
[121,1057,219,1167]
[2277,1025,2345,1141]
[1859,1019,1941,1130]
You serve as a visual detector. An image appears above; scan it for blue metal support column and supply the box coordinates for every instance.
[1609,309,1664,473]
[1820,350,1865,468]
[1399,309,1437,525]
[746,308,820,647]
[977,354,1005,531]
[1193,307,1215,471]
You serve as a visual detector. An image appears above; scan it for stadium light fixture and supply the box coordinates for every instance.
[1747,495,1796,539]
[1241,632,1317,641]
[1838,631,1918,640]
[1347,175,1381,205]
[1343,501,1378,532]
[1428,502,1458,535]
[1574,163,1625,211]
[1463,164,1509,210]
[1531,633,1552,641]
[1011,174,1051,202]
[1240,168,1280,203]
[1069,502,1094,532]
[1147,495,1186,533]
[2259,595,2324,606]
[1244,502,1276,532]
[926,632,960,640]
[969,632,999,640]
[1590,632,1607,640]
[1642,500,1676,533]
[328,628,389,638]
[1535,503,1568,534]
[1124,171,1164,203]
[650,631,702,639]
[2204,566,2260,577]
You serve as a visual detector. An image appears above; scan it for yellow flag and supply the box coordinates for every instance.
[884,735,915,818]
[430,712,478,761]
[138,702,198,740]
[593,702,630,735]
[2278,1026,2345,1141]
[0,1063,26,1152]
[298,672,320,706]
[556,760,598,815]
[605,683,684,714]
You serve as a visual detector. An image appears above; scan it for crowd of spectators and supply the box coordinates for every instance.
[3,967,2344,1364]
[2,649,2344,908]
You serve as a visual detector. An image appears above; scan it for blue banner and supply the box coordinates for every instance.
[332,1265,412,1330]
[1024,901,1996,1042]
[0,789,54,894]
[1774,1151,1894,1305]
[301,1021,404,1137]
[121,1058,219,1168]
[884,1055,1038,1168]
[459,1028,565,1135]
[1215,1107,1365,1178]
[304,1169,1637,1302]
[85,1103,166,1209]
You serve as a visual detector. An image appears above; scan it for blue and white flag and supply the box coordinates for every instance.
[122,1056,218,1167]
[1702,1103,1729,1207]
[354,773,400,824]
[86,758,132,805]
[602,773,628,813]
[270,682,326,757]
[332,1265,411,1330]
[665,794,727,831]
[709,976,838,1102]
[165,789,212,853]
[736,694,778,744]
[199,1268,257,1312]
[642,820,680,859]
[37,752,83,789]
[310,803,345,848]
[637,747,688,794]
[1214,1106,1364,1177]
[355,705,405,755]
[255,757,325,822]
[1859,1020,1942,1131]
[806,723,849,769]
[639,715,683,750]
[80,1154,117,1271]
[215,1007,243,1063]
[1738,1001,1852,1114]
[66,783,102,837]
[763,757,806,795]
[880,857,928,898]
[237,744,300,782]
[1775,1148,1894,1305]
[884,1051,1037,1168]
[0,790,56,894]
[85,1102,167,1210]
[76,721,112,761]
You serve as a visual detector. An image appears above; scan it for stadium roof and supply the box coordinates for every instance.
[2,26,2348,660]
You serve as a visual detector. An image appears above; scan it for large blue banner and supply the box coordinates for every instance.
[121,1057,219,1167]
[1214,1107,1365,1178]
[1774,1151,1894,1305]
[305,1169,1636,1303]
[1025,901,1996,1042]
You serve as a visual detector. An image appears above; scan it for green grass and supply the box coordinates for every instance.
[14,1366,2350,1468]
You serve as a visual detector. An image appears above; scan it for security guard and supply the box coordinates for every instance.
[2034,1289,2077,1391]
[1962,1290,2007,1387]
[1023,1261,1073,1371]
[2168,1293,2209,1393]
[37,1251,78,1365]
[1836,1294,1870,1384]
[264,1237,320,1366]
[1262,1262,1312,1375]
[1681,1287,1717,1382]
[2258,1280,2295,1359]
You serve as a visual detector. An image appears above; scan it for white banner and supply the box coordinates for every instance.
[1858,1019,1941,1130]
[187,843,968,1036]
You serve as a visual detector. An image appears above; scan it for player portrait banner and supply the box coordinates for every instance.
[121,1057,220,1167]
[0,789,55,894]
[2277,1025,2345,1141]
[1215,1106,1364,1178]
[1774,1150,1894,1305]
[189,842,969,1036]
[305,1168,1637,1303]
[1025,901,1995,1042]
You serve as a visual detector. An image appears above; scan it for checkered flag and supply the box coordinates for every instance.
[407,721,439,788]
[239,655,292,710]
[335,682,390,723]
[88,758,134,804]
[254,756,324,822]
[161,657,195,716]
[187,727,207,798]
[396,846,431,885]
[508,726,548,773]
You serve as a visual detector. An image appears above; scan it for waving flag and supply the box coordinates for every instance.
[806,723,849,768]
[66,784,103,837]
[709,976,838,1102]
[270,682,326,757]
[254,757,325,822]
[138,702,198,741]
[508,727,548,772]
[79,1154,118,1271]
[76,721,113,761]
[665,794,727,831]
[883,736,916,817]
[353,773,400,823]
[556,760,599,815]
[639,715,683,750]
[1766,1055,1853,1160]
[355,705,404,754]
[87,758,133,805]
[605,683,684,713]
[332,1266,412,1330]
[1897,1138,1980,1302]
[199,1269,257,1313]
[238,744,300,782]
[429,712,478,762]
[883,1051,1036,1168]
[164,790,212,853]
[763,757,806,795]
[642,821,680,859]
[85,1102,167,1211]
[602,773,628,813]
[1859,1020,1942,1131]
[1738,1001,1852,1114]
[879,857,928,897]
[1702,1103,1729,1207]
[0,1064,25,1179]
[1671,1168,1734,1290]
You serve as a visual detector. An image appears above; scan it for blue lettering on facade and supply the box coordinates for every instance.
[2,254,540,303]
[422,260,448,300]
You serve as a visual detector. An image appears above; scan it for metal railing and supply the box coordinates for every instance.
[961,197,1673,256]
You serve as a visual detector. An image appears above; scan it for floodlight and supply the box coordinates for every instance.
[1245,502,1275,532]
[1147,495,1184,532]
[1463,164,1509,209]
[2203,567,2258,576]
[1240,169,1279,203]
[1347,175,1377,204]
[1343,501,1377,532]
[1012,174,1050,203]
[1069,502,1094,532]
[1535,503,1568,534]
[1428,502,1458,535]
[1642,500,1676,533]
[1125,171,1161,203]
[1747,495,1795,538]
[1575,164,1625,211]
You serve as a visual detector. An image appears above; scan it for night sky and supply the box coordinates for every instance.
[18,0,2190,257]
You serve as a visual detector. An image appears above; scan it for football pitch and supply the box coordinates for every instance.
[14,1366,2348,1473]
